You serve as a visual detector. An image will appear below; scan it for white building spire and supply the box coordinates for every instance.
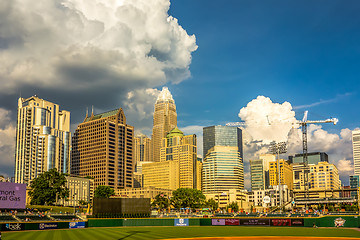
[156,87,174,103]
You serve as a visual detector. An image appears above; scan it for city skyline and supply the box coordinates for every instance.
[0,0,359,187]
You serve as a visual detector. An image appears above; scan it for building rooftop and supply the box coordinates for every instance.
[84,109,119,122]
[167,127,184,138]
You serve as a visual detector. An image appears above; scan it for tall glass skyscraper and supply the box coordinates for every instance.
[202,125,244,194]
[202,146,244,193]
[203,125,243,161]
[15,96,71,185]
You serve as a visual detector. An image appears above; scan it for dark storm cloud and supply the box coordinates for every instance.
[0,0,198,177]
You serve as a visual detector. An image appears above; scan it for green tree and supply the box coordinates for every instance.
[29,168,69,205]
[226,201,239,212]
[151,193,170,210]
[205,198,218,211]
[94,185,115,198]
[79,200,88,206]
[171,188,206,210]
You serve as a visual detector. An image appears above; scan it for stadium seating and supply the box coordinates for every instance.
[17,215,51,221]
[51,215,82,221]
[0,215,17,222]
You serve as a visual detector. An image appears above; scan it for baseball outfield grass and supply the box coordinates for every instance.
[2,226,360,240]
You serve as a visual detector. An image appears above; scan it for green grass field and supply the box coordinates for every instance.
[3,226,360,240]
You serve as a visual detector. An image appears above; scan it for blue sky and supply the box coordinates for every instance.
[0,0,359,185]
[168,0,360,130]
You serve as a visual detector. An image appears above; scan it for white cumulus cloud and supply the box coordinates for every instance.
[0,0,197,94]
[0,0,198,177]
[239,96,353,187]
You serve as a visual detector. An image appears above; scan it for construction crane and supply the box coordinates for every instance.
[225,122,246,127]
[295,110,338,199]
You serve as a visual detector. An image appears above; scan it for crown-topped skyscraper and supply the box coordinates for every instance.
[151,87,177,162]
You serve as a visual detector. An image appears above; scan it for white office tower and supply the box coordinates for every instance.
[15,96,71,185]
[353,130,360,176]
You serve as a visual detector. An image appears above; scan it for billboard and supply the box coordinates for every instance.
[240,219,270,226]
[225,219,240,226]
[174,218,189,226]
[39,223,58,230]
[0,182,26,209]
[211,219,240,226]
[291,218,304,226]
[270,219,291,226]
[69,222,86,229]
[212,219,225,226]
[1,223,25,231]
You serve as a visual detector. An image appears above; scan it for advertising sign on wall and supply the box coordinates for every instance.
[0,182,26,209]
[270,219,291,226]
[69,222,86,229]
[39,223,58,230]
[225,219,240,226]
[240,219,270,226]
[212,219,225,226]
[291,219,304,226]
[174,218,189,226]
[1,223,25,231]
[334,218,346,227]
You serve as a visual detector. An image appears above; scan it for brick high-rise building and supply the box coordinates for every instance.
[15,96,70,185]
[71,108,134,190]
[151,87,177,162]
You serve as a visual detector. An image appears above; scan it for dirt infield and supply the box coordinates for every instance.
[167,237,360,240]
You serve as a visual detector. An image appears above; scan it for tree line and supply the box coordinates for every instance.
[28,169,232,211]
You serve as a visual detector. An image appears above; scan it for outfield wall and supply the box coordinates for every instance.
[87,216,359,228]
[0,221,87,231]
[0,216,359,231]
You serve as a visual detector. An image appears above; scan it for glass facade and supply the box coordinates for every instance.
[349,175,359,198]
[250,159,265,190]
[291,152,328,165]
[203,125,243,161]
[202,146,244,193]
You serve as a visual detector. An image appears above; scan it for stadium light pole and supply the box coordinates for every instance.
[269,141,287,212]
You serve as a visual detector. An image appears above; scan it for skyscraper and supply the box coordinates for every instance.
[161,128,199,189]
[349,175,359,198]
[15,96,70,185]
[134,134,152,163]
[143,127,199,190]
[352,130,360,176]
[203,125,243,161]
[309,162,340,191]
[269,159,293,190]
[202,146,244,194]
[152,87,177,162]
[202,125,244,194]
[71,108,134,190]
[250,154,275,191]
[133,135,152,188]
